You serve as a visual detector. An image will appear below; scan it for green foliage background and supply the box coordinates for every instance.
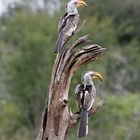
[0,0,140,139]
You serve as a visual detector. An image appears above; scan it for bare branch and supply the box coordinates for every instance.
[69,100,105,129]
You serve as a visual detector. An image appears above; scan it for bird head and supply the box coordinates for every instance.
[66,0,87,13]
[83,71,103,82]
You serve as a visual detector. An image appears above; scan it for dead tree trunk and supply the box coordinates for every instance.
[36,35,106,140]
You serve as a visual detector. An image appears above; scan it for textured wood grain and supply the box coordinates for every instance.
[36,35,106,140]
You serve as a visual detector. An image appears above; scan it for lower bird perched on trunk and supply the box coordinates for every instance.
[75,71,103,137]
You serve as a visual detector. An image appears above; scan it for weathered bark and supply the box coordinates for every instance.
[69,100,105,128]
[36,35,106,140]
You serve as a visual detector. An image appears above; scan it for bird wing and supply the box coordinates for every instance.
[58,13,68,32]
[58,13,76,33]
[75,84,84,110]
[75,84,84,94]
[55,13,79,53]
[54,13,77,53]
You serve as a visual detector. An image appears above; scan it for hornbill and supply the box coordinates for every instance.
[75,71,103,137]
[54,0,87,53]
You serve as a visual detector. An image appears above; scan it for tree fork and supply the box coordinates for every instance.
[36,35,106,140]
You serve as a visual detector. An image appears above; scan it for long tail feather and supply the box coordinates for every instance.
[54,31,64,53]
[78,109,88,137]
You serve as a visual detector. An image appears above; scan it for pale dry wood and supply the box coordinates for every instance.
[69,100,105,128]
[36,32,106,140]
[36,37,106,140]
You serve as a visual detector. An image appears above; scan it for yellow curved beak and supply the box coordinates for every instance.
[77,0,88,7]
[93,72,103,81]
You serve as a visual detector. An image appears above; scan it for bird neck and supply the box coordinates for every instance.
[66,3,78,14]
[82,74,93,85]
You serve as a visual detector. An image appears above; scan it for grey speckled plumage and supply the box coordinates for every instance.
[54,13,79,53]
[75,71,97,137]
[54,0,79,53]
[75,84,95,137]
